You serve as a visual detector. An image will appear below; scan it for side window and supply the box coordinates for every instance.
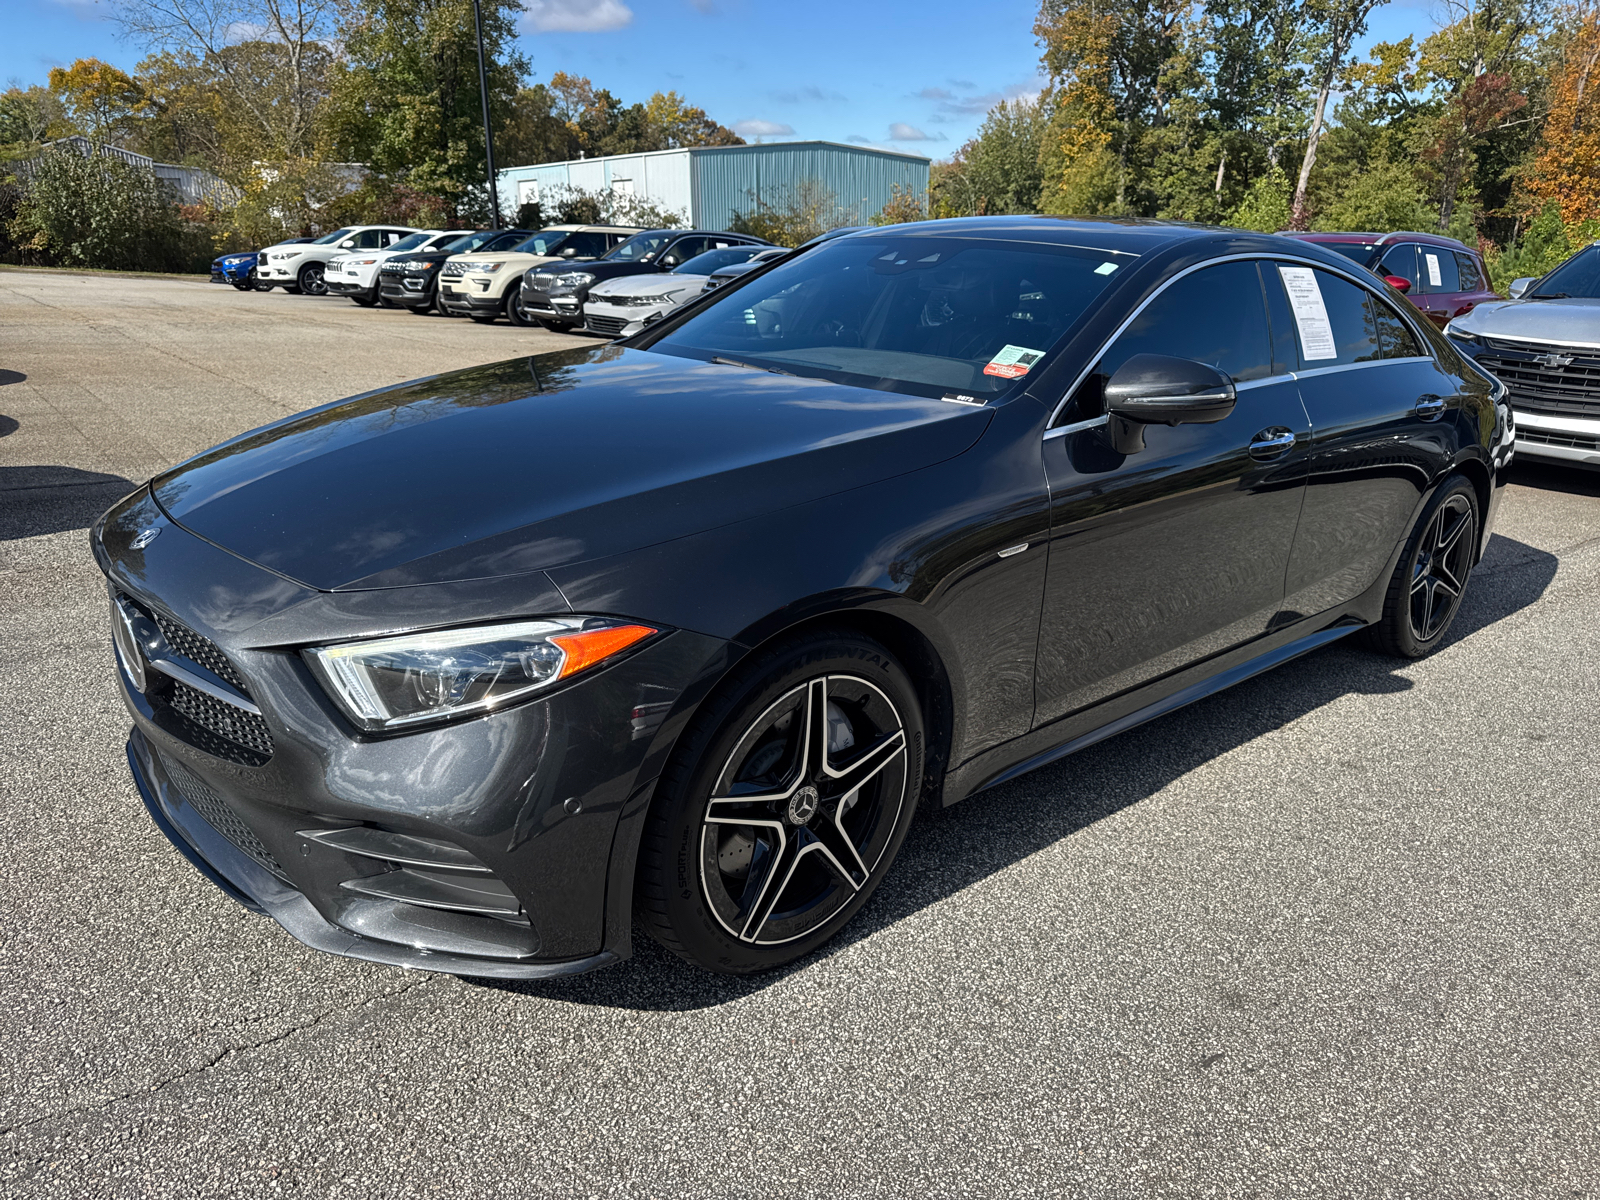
[1099,260,1275,383]
[1374,298,1423,358]
[664,236,709,265]
[563,232,608,258]
[352,229,384,250]
[1260,262,1301,374]
[1275,266,1381,366]
[1375,244,1419,291]
[1419,247,1461,293]
[1456,252,1484,291]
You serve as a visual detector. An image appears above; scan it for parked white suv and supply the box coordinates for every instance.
[325,230,472,307]
[257,225,420,296]
[439,224,640,325]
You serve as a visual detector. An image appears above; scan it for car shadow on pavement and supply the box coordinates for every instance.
[476,531,1559,1012]
[0,465,135,541]
[1509,460,1600,497]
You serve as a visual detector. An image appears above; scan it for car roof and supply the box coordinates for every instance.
[1284,230,1474,252]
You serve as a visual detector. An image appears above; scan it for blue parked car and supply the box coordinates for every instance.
[211,238,312,290]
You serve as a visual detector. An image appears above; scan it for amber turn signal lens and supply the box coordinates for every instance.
[550,624,657,679]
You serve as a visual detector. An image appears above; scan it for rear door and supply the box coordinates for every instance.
[1453,250,1498,315]
[1034,259,1312,725]
[1415,245,1463,327]
[1278,263,1459,617]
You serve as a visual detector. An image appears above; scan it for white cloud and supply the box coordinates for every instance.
[524,0,633,33]
[733,119,795,138]
[888,122,943,142]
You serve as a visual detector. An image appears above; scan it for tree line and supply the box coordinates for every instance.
[0,0,742,265]
[922,0,1600,288]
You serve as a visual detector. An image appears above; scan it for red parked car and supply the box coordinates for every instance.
[1282,232,1500,327]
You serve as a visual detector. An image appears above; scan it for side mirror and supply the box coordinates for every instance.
[340,239,355,248]
[1508,277,1535,299]
[1102,354,1236,454]
[1384,275,1412,294]
[661,256,681,268]
[560,246,579,258]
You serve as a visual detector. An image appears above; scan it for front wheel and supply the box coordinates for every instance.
[1366,474,1479,658]
[350,293,377,307]
[505,290,537,327]
[297,263,327,296]
[536,318,577,333]
[636,629,925,974]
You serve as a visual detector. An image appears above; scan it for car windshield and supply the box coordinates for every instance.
[482,230,530,252]
[674,248,762,275]
[513,230,574,256]
[604,232,676,262]
[312,227,356,246]
[1530,246,1600,298]
[1321,243,1378,265]
[386,233,434,253]
[647,235,1133,399]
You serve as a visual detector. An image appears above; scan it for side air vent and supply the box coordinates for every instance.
[339,869,521,917]
[299,826,489,872]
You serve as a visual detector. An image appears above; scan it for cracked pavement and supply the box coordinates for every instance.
[2,271,1598,1197]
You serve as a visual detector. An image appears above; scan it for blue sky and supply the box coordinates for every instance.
[8,0,1441,162]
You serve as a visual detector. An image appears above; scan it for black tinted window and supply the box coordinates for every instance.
[1532,245,1600,297]
[1101,260,1274,383]
[1376,244,1419,290]
[1261,263,1301,373]
[1455,252,1483,290]
[1324,243,1379,265]
[1375,299,1422,358]
[1419,246,1460,293]
[652,235,1130,398]
[1275,266,1380,365]
[664,236,710,264]
[562,232,610,258]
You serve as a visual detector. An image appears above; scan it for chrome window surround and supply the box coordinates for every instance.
[1044,251,1444,436]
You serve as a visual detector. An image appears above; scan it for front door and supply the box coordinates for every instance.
[1034,260,1312,726]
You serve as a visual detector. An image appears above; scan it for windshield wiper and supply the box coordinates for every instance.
[710,356,795,376]
[1530,292,1569,299]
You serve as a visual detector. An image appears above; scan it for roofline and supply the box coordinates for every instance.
[497,139,931,178]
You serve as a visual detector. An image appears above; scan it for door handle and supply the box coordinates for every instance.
[1248,428,1296,460]
[1415,395,1447,421]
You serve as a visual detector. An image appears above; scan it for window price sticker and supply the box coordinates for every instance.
[1277,266,1337,361]
[1425,252,1443,287]
[984,344,1047,379]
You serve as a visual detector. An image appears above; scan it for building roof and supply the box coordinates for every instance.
[498,139,931,177]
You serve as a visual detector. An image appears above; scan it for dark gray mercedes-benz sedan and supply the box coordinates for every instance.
[94,217,1513,980]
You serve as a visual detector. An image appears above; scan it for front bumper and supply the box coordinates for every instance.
[94,488,724,978]
[380,275,435,307]
[521,289,585,323]
[1512,409,1600,468]
[583,302,656,338]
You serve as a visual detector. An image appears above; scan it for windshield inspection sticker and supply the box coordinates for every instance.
[1277,266,1337,361]
[1095,261,1120,275]
[1425,252,1443,287]
[984,344,1047,379]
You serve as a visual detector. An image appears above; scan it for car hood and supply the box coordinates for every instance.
[151,345,993,592]
[449,250,560,265]
[590,275,708,299]
[1454,296,1600,347]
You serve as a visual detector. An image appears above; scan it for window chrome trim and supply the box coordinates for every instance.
[1044,251,1441,431]
[1291,355,1433,382]
[1043,413,1110,441]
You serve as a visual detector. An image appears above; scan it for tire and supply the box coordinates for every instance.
[297,263,327,296]
[409,301,435,315]
[537,318,577,333]
[231,280,252,292]
[636,628,925,974]
[470,293,506,324]
[1366,473,1479,658]
[505,290,537,327]
[350,295,377,307]
[281,285,299,295]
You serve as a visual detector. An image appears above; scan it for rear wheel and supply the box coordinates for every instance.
[1366,474,1478,658]
[636,629,924,974]
[297,263,327,296]
[505,290,537,327]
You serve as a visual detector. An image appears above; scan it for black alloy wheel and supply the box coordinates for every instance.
[1368,474,1478,657]
[297,263,328,296]
[638,630,924,973]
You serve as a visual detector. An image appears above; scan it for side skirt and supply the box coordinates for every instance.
[942,617,1366,805]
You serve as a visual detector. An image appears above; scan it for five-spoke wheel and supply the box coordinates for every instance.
[637,630,924,974]
[1369,473,1479,658]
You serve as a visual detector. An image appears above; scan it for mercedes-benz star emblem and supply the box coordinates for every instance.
[129,527,161,550]
[787,785,820,826]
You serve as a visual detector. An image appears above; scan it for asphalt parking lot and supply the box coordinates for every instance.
[3,268,1598,1198]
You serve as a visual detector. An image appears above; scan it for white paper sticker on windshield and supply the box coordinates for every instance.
[1095,261,1120,275]
[1277,266,1337,361]
[1425,252,1443,287]
[984,344,1047,379]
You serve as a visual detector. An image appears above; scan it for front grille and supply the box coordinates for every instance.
[442,261,467,277]
[151,612,249,692]
[1521,429,1600,451]
[585,314,628,337]
[162,754,289,881]
[257,252,268,267]
[530,274,552,291]
[1476,340,1600,418]
[380,261,406,274]
[170,681,275,756]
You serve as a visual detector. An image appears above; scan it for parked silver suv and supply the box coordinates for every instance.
[1445,244,1600,469]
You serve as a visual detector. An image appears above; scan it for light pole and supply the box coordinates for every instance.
[470,0,501,229]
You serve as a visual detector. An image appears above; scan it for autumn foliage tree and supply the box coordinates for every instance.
[1524,15,1600,225]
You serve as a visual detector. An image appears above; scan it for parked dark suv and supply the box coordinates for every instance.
[378,228,535,316]
[1284,232,1500,327]
[521,229,770,331]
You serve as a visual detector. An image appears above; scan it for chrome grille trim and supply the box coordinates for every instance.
[151,611,249,692]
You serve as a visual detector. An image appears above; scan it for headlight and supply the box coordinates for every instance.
[277,251,301,261]
[471,262,504,273]
[1444,321,1481,346]
[305,617,658,732]
[415,261,436,270]
[557,272,596,288]
[354,258,378,266]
